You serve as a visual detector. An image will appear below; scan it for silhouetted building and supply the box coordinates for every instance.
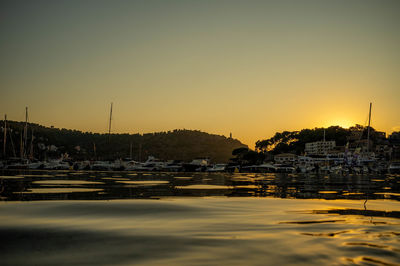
[274,153,297,164]
[389,132,400,145]
[375,144,392,160]
[375,131,386,140]
[351,139,373,153]
[347,130,363,142]
[305,141,335,155]
[389,132,400,159]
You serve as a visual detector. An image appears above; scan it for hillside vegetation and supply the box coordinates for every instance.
[255,125,384,154]
[1,121,247,162]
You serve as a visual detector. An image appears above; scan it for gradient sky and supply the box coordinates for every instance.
[1,0,399,147]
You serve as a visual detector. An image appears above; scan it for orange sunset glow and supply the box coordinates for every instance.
[1,0,399,147]
[1,2,400,266]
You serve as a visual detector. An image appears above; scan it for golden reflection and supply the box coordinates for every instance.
[102,177,131,180]
[19,188,103,193]
[348,256,399,266]
[0,176,24,179]
[33,180,104,185]
[301,230,349,237]
[116,180,169,185]
[176,185,232,190]
[234,185,259,189]
[173,176,193,180]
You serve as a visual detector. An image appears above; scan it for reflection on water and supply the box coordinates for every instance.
[0,170,399,201]
[21,188,104,194]
[0,170,399,265]
[313,209,400,219]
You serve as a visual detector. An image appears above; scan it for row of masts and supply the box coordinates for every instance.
[2,103,136,160]
[2,107,32,159]
[367,102,372,153]
[108,102,113,143]
[108,103,142,160]
[3,103,373,160]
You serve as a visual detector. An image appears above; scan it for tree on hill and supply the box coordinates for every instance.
[255,126,364,155]
[0,121,247,162]
[231,147,265,166]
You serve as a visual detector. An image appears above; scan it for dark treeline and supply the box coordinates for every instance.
[0,121,246,162]
[255,125,384,154]
[228,125,389,166]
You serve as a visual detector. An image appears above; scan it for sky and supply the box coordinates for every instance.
[1,0,399,147]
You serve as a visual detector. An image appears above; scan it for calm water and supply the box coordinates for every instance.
[0,170,399,265]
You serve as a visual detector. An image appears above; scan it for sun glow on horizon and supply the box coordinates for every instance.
[323,119,354,129]
[0,1,399,149]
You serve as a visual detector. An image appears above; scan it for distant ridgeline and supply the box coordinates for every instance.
[1,121,247,162]
[255,125,386,154]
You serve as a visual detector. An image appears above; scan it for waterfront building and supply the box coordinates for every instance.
[274,153,297,164]
[298,155,315,165]
[305,141,336,155]
[347,130,363,142]
[389,132,400,145]
[375,144,393,160]
[351,139,373,153]
[389,132,400,159]
[375,131,387,140]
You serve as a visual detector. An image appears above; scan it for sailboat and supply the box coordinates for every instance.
[350,103,376,174]
[3,108,30,169]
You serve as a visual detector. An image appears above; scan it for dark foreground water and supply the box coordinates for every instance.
[0,170,399,265]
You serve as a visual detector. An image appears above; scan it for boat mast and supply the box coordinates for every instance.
[30,129,34,159]
[9,128,16,158]
[139,143,142,162]
[323,128,326,155]
[24,107,28,158]
[93,142,97,160]
[129,141,133,159]
[3,114,6,158]
[20,133,23,159]
[367,102,372,153]
[108,102,113,143]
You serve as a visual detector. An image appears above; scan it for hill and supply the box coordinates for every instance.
[1,121,247,162]
[255,125,386,155]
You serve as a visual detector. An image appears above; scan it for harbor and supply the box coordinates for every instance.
[0,170,399,265]
[2,102,400,174]
[1,154,399,174]
[1,1,399,265]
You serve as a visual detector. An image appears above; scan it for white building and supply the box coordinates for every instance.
[274,153,297,164]
[305,141,336,155]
